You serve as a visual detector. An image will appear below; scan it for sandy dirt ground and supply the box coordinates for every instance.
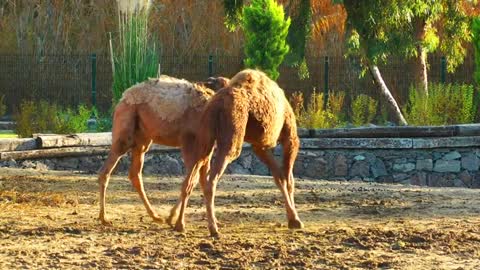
[0,167,480,269]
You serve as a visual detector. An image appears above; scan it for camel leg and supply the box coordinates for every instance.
[204,151,231,237]
[172,161,203,232]
[129,141,164,223]
[204,106,248,237]
[99,102,137,225]
[98,146,126,226]
[280,126,301,211]
[172,161,213,231]
[167,134,202,230]
[252,146,303,229]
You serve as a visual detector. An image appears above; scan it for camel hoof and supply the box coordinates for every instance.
[167,209,179,227]
[152,215,165,224]
[208,225,220,238]
[100,218,113,226]
[166,215,177,227]
[288,219,304,230]
[173,222,186,233]
[210,231,221,239]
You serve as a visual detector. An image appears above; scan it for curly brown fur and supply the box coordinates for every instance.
[171,69,304,236]
[98,75,220,226]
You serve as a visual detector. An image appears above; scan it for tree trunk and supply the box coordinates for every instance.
[413,18,428,96]
[369,64,408,126]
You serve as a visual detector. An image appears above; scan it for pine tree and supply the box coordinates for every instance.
[242,0,291,80]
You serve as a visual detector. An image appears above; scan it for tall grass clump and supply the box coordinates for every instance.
[111,0,158,104]
[351,94,378,127]
[290,90,345,129]
[404,83,477,125]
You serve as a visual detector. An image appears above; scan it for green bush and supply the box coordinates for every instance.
[472,17,480,85]
[14,100,37,138]
[241,0,290,80]
[14,100,94,137]
[92,107,113,132]
[0,95,6,118]
[54,104,92,134]
[291,90,345,129]
[351,94,378,127]
[404,83,476,125]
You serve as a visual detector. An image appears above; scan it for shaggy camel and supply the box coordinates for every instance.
[169,69,304,236]
[98,75,229,225]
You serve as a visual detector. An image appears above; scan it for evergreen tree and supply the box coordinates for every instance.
[241,0,291,80]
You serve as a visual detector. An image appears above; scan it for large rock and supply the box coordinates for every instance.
[349,160,370,178]
[157,155,183,175]
[251,156,269,176]
[458,171,472,187]
[416,159,433,171]
[305,157,327,178]
[434,160,461,173]
[227,163,251,175]
[56,158,80,170]
[371,158,387,178]
[393,163,415,173]
[443,151,461,161]
[239,154,253,170]
[81,157,102,172]
[334,155,348,176]
[410,172,427,186]
[393,173,409,182]
[461,153,480,171]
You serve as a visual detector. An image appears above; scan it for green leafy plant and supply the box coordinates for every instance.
[290,90,346,129]
[473,17,480,85]
[404,83,476,126]
[14,100,94,137]
[14,100,37,138]
[351,94,378,127]
[241,0,290,80]
[111,2,158,104]
[54,104,92,134]
[92,106,113,132]
[375,103,389,125]
[0,95,6,118]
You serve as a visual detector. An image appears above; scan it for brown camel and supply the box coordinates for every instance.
[169,69,304,236]
[98,75,228,225]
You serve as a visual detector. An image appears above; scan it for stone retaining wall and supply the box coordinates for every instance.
[2,137,480,188]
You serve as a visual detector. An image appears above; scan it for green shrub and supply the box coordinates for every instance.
[375,103,389,125]
[14,100,94,137]
[37,101,60,132]
[0,95,6,118]
[241,0,290,80]
[92,107,113,132]
[291,90,345,129]
[14,100,37,138]
[472,17,480,85]
[351,94,378,127]
[54,104,91,134]
[404,83,476,125]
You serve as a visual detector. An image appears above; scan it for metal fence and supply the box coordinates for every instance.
[0,53,475,115]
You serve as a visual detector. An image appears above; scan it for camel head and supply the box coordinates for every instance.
[200,76,230,91]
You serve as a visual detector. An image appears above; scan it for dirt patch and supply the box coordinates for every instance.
[0,168,479,269]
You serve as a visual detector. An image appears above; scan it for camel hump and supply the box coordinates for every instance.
[119,75,210,122]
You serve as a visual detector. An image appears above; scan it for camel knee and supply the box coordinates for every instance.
[98,173,110,186]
